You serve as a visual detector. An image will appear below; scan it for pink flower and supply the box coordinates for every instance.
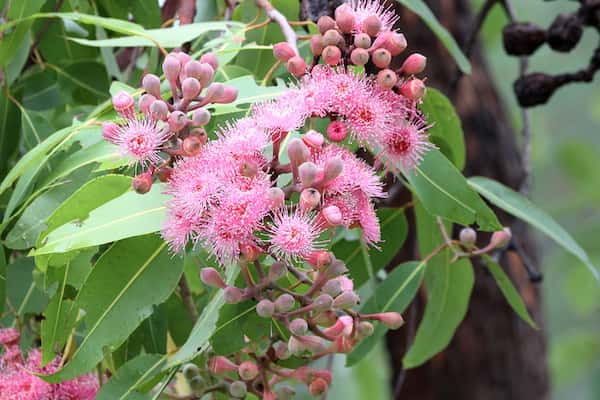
[349,0,399,34]
[266,209,325,262]
[356,194,381,245]
[53,373,99,400]
[0,328,19,346]
[103,117,170,165]
[251,91,310,140]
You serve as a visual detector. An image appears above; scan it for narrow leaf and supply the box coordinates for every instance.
[96,354,166,400]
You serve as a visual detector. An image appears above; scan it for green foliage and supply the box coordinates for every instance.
[96,354,167,400]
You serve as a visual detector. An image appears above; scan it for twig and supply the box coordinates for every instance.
[255,0,298,53]
[179,276,199,320]
[224,0,237,21]
[178,0,197,25]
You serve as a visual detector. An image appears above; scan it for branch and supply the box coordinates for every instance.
[178,276,199,320]
[255,0,298,53]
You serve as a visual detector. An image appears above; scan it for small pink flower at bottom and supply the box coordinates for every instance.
[266,209,325,262]
[103,117,170,165]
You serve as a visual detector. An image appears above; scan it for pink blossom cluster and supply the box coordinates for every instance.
[0,329,99,400]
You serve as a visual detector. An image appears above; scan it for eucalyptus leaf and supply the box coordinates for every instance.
[96,354,167,400]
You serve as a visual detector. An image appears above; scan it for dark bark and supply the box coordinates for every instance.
[301,0,550,399]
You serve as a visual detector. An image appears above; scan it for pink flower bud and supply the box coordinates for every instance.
[199,52,219,71]
[309,378,329,396]
[323,156,343,183]
[274,341,291,360]
[333,291,359,309]
[399,78,426,101]
[229,381,247,398]
[302,130,325,149]
[377,68,398,89]
[102,121,120,143]
[299,188,321,211]
[214,85,238,104]
[192,108,211,126]
[322,29,342,46]
[336,275,354,292]
[238,361,259,381]
[401,53,427,75]
[142,74,161,98]
[190,128,208,144]
[459,227,477,247]
[174,51,191,68]
[197,63,215,87]
[310,34,324,56]
[269,262,287,281]
[350,47,370,66]
[322,205,343,226]
[324,260,348,279]
[322,45,342,66]
[313,310,337,326]
[306,250,332,269]
[200,267,226,288]
[317,15,336,34]
[157,166,173,182]
[372,48,392,68]
[323,318,346,337]
[363,15,382,37]
[112,91,135,116]
[183,60,203,80]
[273,42,297,61]
[299,162,318,187]
[240,242,262,261]
[335,7,356,34]
[388,32,408,56]
[354,33,372,49]
[275,294,296,312]
[182,136,203,157]
[490,227,512,248]
[223,286,243,304]
[287,138,310,166]
[287,56,307,77]
[326,121,348,142]
[267,187,285,209]
[138,93,156,114]
[333,335,354,353]
[297,335,328,354]
[256,299,275,318]
[289,318,308,336]
[209,356,238,375]
[357,321,375,338]
[287,336,306,356]
[162,55,181,81]
[182,77,201,100]
[204,82,225,103]
[168,110,188,132]
[313,294,333,312]
[321,279,342,297]
[376,312,404,329]
[132,172,153,194]
[150,100,169,121]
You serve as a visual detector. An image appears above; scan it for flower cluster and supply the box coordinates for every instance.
[99,1,435,398]
[0,329,99,400]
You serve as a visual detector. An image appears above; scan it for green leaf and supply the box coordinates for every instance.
[395,0,471,74]
[402,204,474,368]
[6,257,49,320]
[0,88,21,176]
[0,0,45,66]
[34,183,170,255]
[421,88,466,170]
[404,148,501,231]
[168,268,239,367]
[43,235,182,382]
[0,246,6,315]
[481,255,537,328]
[468,176,599,282]
[96,354,167,400]
[334,208,408,287]
[52,62,110,103]
[347,260,426,366]
[210,300,269,355]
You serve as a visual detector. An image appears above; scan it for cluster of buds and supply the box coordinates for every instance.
[0,329,99,399]
[102,50,239,193]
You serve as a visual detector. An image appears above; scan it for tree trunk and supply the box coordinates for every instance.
[301,1,550,399]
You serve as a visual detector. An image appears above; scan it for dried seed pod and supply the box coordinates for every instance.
[547,13,582,52]
[502,22,546,56]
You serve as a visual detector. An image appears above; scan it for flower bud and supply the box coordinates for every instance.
[401,53,427,75]
[132,172,153,194]
[229,381,247,398]
[192,108,211,126]
[388,32,408,56]
[223,286,243,304]
[287,335,306,356]
[354,33,372,49]
[214,85,238,104]
[190,128,208,144]
[299,162,318,187]
[322,205,343,226]
[287,138,310,166]
[142,74,161,98]
[204,82,225,103]
[309,377,329,396]
[267,187,285,209]
[275,294,295,312]
[317,15,336,34]
[313,310,337,326]
[269,262,287,281]
[363,15,382,37]
[182,136,203,157]
[333,291,359,309]
[200,267,226,289]
[102,121,120,142]
[275,386,296,400]
[162,55,181,81]
[306,250,332,269]
[377,69,398,89]
[209,356,238,374]
[274,341,291,360]
[289,318,308,336]
[326,120,348,142]
[322,45,342,66]
[296,335,328,354]
[256,299,275,318]
[182,77,201,100]
[375,312,404,329]
[313,294,334,312]
[350,47,370,66]
[157,166,173,182]
[324,260,348,279]
[335,7,356,34]
[168,110,188,132]
[399,79,426,101]
[112,91,135,116]
[287,56,307,77]
[302,130,325,149]
[321,279,342,297]
[138,93,156,114]
[299,188,321,211]
[199,52,219,71]
[149,100,169,121]
[372,48,392,68]
[459,227,477,247]
[357,321,375,338]
[197,63,215,87]
[490,227,512,249]
[273,42,296,62]
[189,376,205,393]
[183,60,203,80]
[182,363,200,380]
[174,51,191,68]
[323,318,346,337]
[238,361,259,381]
[337,275,354,292]
[310,34,324,56]
[240,242,262,261]
[323,156,343,183]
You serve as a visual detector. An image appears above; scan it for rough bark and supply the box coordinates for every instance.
[301,1,550,399]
